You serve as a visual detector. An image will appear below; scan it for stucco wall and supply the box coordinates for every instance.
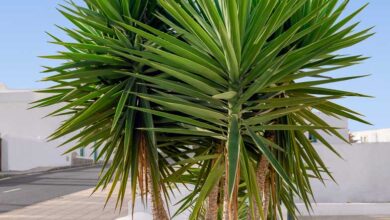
[311,111,349,144]
[353,128,390,143]
[0,90,75,171]
[1,134,71,171]
[310,142,390,203]
[0,91,66,139]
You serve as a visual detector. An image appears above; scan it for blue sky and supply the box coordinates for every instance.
[0,1,388,131]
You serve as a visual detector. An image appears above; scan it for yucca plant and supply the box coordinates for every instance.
[107,0,372,219]
[34,1,177,219]
[36,0,372,219]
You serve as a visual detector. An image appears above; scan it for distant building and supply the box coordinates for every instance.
[310,111,349,144]
[351,129,390,143]
[0,83,95,171]
[307,115,390,207]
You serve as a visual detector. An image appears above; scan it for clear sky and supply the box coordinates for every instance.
[0,1,388,131]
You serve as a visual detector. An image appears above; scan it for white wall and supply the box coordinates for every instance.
[353,128,390,143]
[1,134,71,171]
[0,90,76,171]
[311,111,349,144]
[2,86,390,204]
[0,91,66,139]
[310,142,390,203]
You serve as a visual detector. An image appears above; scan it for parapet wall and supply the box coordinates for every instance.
[310,142,390,203]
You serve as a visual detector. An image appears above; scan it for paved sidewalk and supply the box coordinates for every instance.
[300,216,390,220]
[295,203,390,220]
[0,186,128,220]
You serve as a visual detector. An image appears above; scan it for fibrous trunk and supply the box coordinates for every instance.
[206,145,223,220]
[147,166,169,220]
[249,155,270,220]
[251,132,275,219]
[206,180,219,220]
[222,146,239,220]
[263,176,271,218]
[140,133,169,220]
[223,159,230,220]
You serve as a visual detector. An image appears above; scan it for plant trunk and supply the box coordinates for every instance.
[249,155,269,220]
[223,158,230,220]
[206,145,223,220]
[147,165,169,220]
[141,132,169,220]
[222,148,239,220]
[263,176,271,218]
[206,181,219,220]
[251,132,275,220]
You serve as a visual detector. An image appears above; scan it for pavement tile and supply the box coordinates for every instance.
[299,216,390,220]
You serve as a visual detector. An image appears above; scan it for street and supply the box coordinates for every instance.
[0,166,100,213]
[1,167,389,220]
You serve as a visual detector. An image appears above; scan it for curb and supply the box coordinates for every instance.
[295,203,390,216]
[278,203,390,218]
[0,162,104,181]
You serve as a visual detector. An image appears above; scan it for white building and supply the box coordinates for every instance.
[0,83,95,171]
[302,114,390,216]
[298,112,390,204]
[309,111,350,144]
[352,128,390,143]
[3,82,390,216]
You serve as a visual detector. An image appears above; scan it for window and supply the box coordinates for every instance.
[309,133,317,143]
[80,148,85,157]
